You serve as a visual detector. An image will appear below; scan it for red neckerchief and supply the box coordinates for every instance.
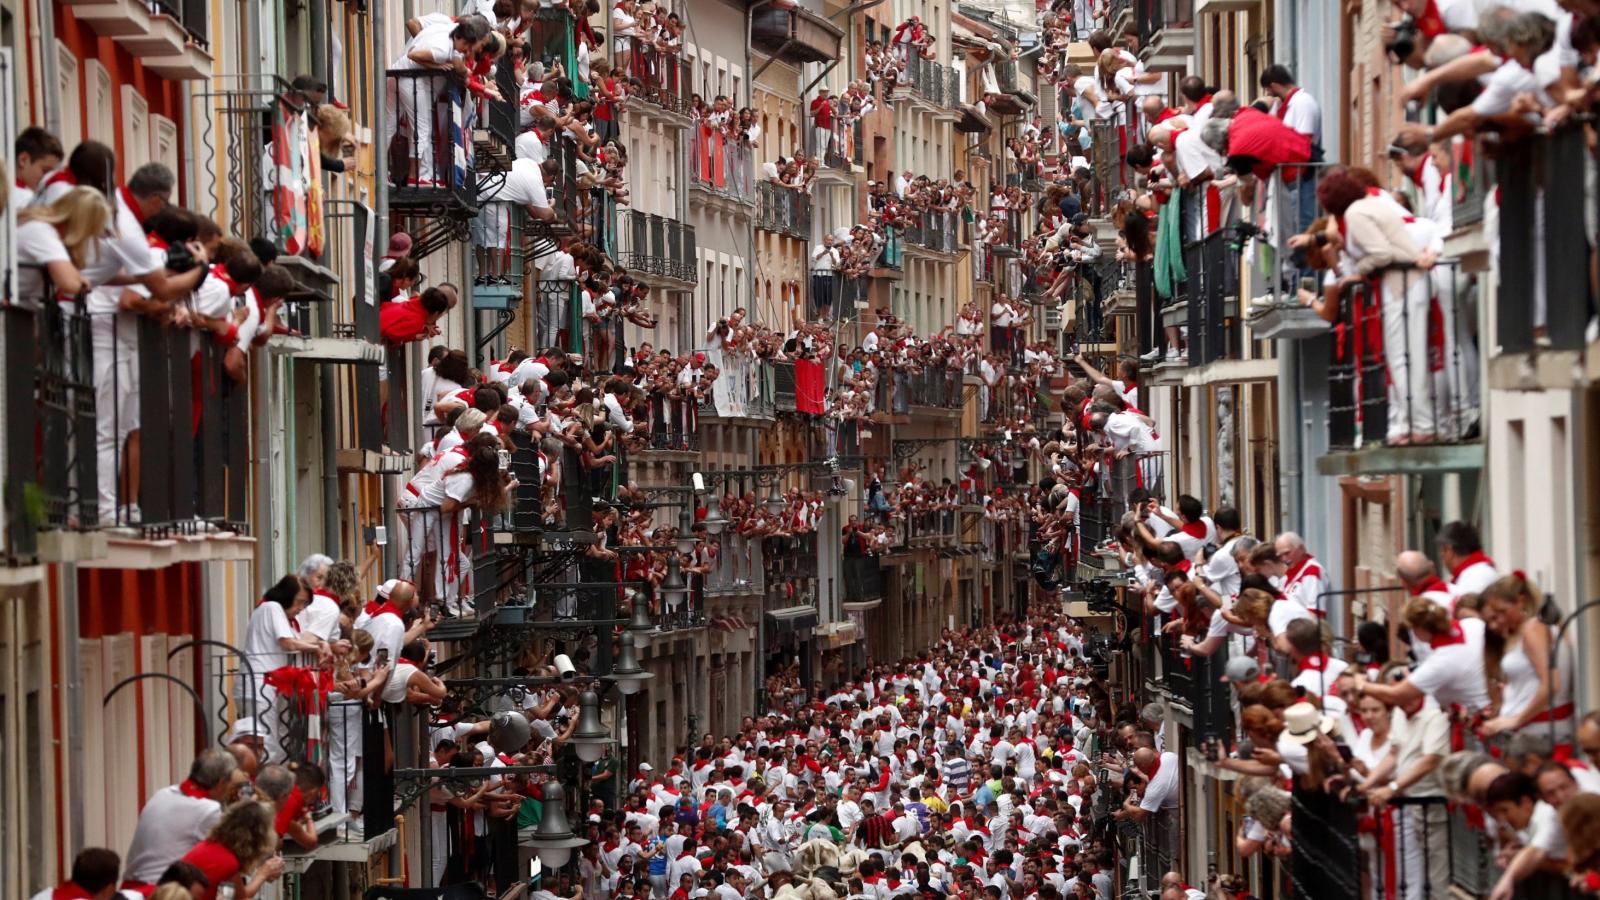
[1172,560,1192,574]
[1297,654,1328,673]
[1195,93,1213,109]
[370,601,404,620]
[1407,576,1449,597]
[40,170,77,191]
[363,599,381,616]
[1428,622,1467,648]
[178,779,211,800]
[209,263,245,297]
[1273,87,1299,122]
[1284,554,1321,587]
[148,234,170,251]
[313,588,339,604]
[53,884,93,900]
[119,186,147,228]
[1153,107,1181,125]
[1179,521,1207,539]
[1416,0,1447,37]
[1148,756,1160,779]
[1451,551,1495,579]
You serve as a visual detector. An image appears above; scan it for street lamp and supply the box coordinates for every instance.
[608,632,655,696]
[763,480,786,514]
[660,556,688,602]
[675,503,699,554]
[568,690,613,762]
[701,494,728,535]
[626,588,655,633]
[525,781,588,869]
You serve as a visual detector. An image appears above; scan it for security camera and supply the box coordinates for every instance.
[554,654,577,681]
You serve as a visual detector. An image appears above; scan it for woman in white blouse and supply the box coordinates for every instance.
[1481,573,1573,742]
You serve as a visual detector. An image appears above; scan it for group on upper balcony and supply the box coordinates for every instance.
[7,97,353,534]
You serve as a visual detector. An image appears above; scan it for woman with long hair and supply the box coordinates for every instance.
[413,432,516,611]
[178,800,282,900]
[1480,572,1573,742]
[16,185,113,300]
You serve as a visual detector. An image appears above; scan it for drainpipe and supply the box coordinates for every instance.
[34,0,60,137]
[1277,339,1301,533]
[373,0,396,579]
[321,364,340,553]
[62,567,83,854]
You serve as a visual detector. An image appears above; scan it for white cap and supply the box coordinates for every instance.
[376,578,402,599]
[226,716,262,743]
[639,762,654,772]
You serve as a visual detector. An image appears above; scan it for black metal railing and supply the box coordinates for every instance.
[546,136,584,226]
[843,554,884,602]
[906,370,964,409]
[905,209,962,253]
[618,210,698,283]
[476,58,519,155]
[386,69,475,209]
[1497,123,1593,354]
[1183,227,1240,367]
[645,394,701,452]
[808,273,867,316]
[2,286,95,561]
[906,55,958,107]
[772,361,797,411]
[756,181,813,239]
[1290,786,1361,900]
[1138,0,1194,43]
[1326,262,1478,450]
[621,36,692,116]
[877,226,904,271]
[535,278,583,356]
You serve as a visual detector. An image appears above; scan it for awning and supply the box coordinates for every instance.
[765,606,819,636]
[842,599,883,612]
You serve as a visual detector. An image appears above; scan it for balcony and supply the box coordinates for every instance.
[1497,124,1590,360]
[1182,226,1241,369]
[525,8,590,101]
[841,554,885,608]
[619,37,693,122]
[66,0,212,80]
[272,200,386,364]
[1317,262,1484,477]
[988,61,1034,115]
[904,208,964,256]
[755,181,813,239]
[896,510,959,550]
[698,350,774,421]
[2,272,252,565]
[618,210,699,287]
[810,273,868,316]
[471,59,520,170]
[469,204,533,313]
[903,55,960,110]
[704,532,765,596]
[689,127,755,208]
[873,226,905,276]
[905,370,965,413]
[805,116,861,173]
[1136,0,1196,72]
[749,4,844,66]
[385,69,479,247]
[985,209,1024,258]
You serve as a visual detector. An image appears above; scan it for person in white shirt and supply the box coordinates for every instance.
[120,750,238,886]
[244,575,327,759]
[295,553,345,642]
[1353,598,1491,714]
[1437,520,1500,595]
[387,17,488,185]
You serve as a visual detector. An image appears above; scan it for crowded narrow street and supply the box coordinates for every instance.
[6,0,1600,899]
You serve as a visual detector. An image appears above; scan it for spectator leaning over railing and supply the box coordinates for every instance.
[386,16,491,187]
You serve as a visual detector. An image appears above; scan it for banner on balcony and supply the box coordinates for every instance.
[705,347,756,418]
[270,96,307,253]
[795,358,827,415]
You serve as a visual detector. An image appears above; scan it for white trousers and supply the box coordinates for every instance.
[326,696,363,815]
[387,73,441,183]
[92,311,139,523]
[1382,273,1437,441]
[1396,803,1450,900]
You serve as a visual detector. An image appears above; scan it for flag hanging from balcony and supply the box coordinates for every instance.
[271,96,309,255]
[446,82,471,192]
[304,111,325,257]
[795,358,827,415]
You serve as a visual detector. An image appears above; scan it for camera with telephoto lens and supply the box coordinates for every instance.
[1385,17,1420,62]
[1083,577,1119,612]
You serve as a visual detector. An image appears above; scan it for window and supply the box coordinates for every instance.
[55,42,80,152]
[121,87,150,171]
[150,113,179,178]
[84,61,114,149]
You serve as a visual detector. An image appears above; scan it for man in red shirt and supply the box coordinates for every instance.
[381,285,451,344]
[810,86,836,164]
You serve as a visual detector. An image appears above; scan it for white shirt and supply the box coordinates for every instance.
[1472,60,1551,117]
[1200,536,1242,599]
[1267,598,1315,636]
[515,129,549,165]
[245,601,299,673]
[81,188,160,288]
[1273,88,1322,147]
[296,590,343,642]
[1406,617,1491,712]
[1174,127,1225,181]
[484,157,551,210]
[361,607,407,666]
[1138,751,1180,811]
[393,25,457,70]
[121,783,224,882]
[1451,558,1500,595]
[15,220,70,302]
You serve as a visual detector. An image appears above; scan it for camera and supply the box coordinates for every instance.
[1385,18,1420,62]
[554,653,577,681]
[1083,577,1119,612]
